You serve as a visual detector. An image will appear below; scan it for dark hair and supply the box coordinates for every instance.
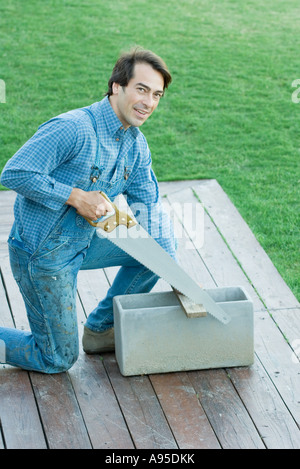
[106,47,172,96]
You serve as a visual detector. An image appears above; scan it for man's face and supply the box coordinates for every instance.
[109,62,165,129]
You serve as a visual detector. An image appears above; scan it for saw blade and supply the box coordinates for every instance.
[96,224,231,324]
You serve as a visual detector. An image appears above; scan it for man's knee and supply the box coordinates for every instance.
[45,344,79,373]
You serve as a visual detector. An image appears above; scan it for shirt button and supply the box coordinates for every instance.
[116,138,119,141]
[92,177,98,183]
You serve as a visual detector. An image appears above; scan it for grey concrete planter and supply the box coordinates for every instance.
[113,286,254,376]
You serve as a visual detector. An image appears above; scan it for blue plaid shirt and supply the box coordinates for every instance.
[1,96,176,258]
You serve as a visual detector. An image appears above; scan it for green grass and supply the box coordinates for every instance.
[0,0,299,300]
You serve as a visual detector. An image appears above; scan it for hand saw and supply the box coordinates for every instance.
[82,192,231,324]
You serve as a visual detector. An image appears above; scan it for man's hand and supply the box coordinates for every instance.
[66,188,113,221]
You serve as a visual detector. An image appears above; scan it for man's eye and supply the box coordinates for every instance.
[138,87,146,92]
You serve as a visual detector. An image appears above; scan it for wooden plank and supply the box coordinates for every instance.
[165,214,216,289]
[254,311,300,425]
[0,269,15,328]
[150,372,221,449]
[69,352,134,449]
[77,268,110,317]
[0,245,9,258]
[158,180,203,197]
[1,255,29,330]
[0,269,47,449]
[0,190,16,205]
[0,368,47,449]
[188,368,265,449]
[30,372,92,449]
[103,354,178,449]
[192,180,300,310]
[0,430,4,449]
[271,308,300,360]
[0,221,13,235]
[0,191,15,255]
[228,360,300,449]
[174,291,207,318]
[68,297,134,449]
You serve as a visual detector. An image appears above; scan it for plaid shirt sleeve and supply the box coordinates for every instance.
[0,119,78,210]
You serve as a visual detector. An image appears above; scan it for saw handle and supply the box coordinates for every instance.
[78,191,137,233]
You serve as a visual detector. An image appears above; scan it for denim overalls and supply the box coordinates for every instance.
[1,110,159,373]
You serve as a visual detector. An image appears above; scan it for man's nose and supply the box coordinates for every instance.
[141,93,155,109]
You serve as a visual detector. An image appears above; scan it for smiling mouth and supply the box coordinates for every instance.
[134,107,149,117]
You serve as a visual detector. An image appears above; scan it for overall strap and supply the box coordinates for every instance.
[80,107,98,133]
[81,108,100,168]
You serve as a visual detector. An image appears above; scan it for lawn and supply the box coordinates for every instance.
[0,0,299,300]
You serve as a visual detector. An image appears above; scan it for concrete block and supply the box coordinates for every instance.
[113,286,254,376]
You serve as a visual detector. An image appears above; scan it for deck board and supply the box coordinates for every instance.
[102,355,178,449]
[192,181,300,310]
[0,179,299,449]
[188,368,266,449]
[149,372,222,449]
[228,361,300,449]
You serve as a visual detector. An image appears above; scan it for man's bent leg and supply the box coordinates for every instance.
[0,245,81,373]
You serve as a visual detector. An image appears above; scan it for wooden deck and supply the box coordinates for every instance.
[0,179,299,450]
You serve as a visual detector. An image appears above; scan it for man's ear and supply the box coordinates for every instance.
[112,82,120,95]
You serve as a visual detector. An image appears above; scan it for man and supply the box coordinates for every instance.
[0,48,176,373]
